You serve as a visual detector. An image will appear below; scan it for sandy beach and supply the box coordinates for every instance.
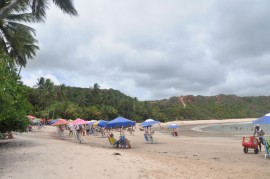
[1,118,270,179]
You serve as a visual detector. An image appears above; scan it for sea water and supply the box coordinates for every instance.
[201,122,270,136]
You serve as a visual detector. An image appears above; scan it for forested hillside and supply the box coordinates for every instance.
[27,78,270,122]
[150,95,270,121]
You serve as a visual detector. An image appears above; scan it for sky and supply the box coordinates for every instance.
[20,0,270,101]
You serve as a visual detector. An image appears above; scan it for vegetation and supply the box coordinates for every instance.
[25,80,270,122]
[0,53,31,133]
[0,0,77,71]
[0,0,77,133]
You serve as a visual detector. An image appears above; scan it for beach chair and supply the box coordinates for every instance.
[108,135,119,148]
[144,134,157,144]
[262,138,270,159]
[144,134,149,141]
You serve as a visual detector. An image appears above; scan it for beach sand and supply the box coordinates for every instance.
[1,118,270,179]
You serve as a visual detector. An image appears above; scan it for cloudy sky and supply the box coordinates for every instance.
[21,0,270,101]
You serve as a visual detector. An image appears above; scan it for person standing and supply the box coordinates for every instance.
[68,125,74,137]
[75,124,82,143]
[172,128,178,137]
[59,125,65,140]
[253,124,265,151]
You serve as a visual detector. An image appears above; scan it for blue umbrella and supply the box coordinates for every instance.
[168,124,180,129]
[140,119,160,127]
[252,113,270,124]
[106,117,136,128]
[98,120,109,128]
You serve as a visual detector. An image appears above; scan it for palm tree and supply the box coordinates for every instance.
[0,0,39,70]
[35,77,45,88]
[0,0,78,21]
[0,0,77,72]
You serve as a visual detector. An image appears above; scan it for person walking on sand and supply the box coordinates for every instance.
[81,124,86,136]
[68,125,74,137]
[253,124,265,152]
[75,124,82,143]
[59,125,65,140]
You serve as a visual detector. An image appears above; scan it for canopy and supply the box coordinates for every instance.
[252,113,270,124]
[93,120,108,128]
[140,119,160,127]
[71,118,88,125]
[106,117,136,129]
[168,124,180,129]
[52,119,68,126]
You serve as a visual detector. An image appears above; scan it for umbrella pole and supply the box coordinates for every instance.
[120,127,122,136]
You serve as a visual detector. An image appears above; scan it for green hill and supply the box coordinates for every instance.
[27,79,270,121]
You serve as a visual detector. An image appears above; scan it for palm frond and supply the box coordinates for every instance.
[5,21,36,34]
[52,0,78,16]
[0,0,29,19]
[6,13,39,23]
[31,0,49,22]
[1,18,39,66]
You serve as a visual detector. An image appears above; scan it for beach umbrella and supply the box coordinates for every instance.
[87,120,97,126]
[49,119,59,125]
[106,116,136,129]
[252,113,270,124]
[40,118,46,124]
[93,120,100,127]
[52,119,68,126]
[140,119,160,127]
[168,124,180,129]
[72,118,88,125]
[27,115,36,120]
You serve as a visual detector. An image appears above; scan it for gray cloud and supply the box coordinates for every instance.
[20,0,270,100]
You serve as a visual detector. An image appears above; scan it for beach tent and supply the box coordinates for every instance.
[93,120,109,128]
[168,124,180,129]
[252,113,270,124]
[140,119,160,127]
[52,119,68,126]
[106,117,136,129]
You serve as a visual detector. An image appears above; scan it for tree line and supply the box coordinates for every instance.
[28,80,270,122]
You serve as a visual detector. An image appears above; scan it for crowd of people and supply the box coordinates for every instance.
[64,124,131,146]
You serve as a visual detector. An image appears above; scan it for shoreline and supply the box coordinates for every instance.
[1,118,270,179]
[164,118,255,126]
